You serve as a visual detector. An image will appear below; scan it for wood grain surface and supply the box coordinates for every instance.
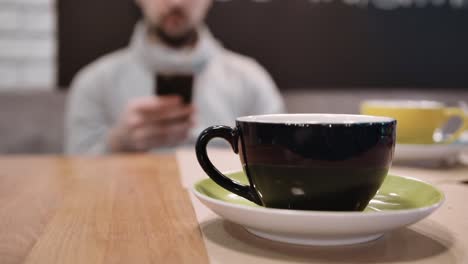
[0,155,208,264]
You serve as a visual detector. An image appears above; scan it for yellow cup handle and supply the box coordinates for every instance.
[440,107,468,144]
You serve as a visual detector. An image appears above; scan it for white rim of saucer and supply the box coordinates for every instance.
[192,171,445,218]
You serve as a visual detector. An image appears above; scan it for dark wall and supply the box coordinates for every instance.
[58,0,468,89]
[57,0,140,87]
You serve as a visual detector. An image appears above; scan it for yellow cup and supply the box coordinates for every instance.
[361,100,468,144]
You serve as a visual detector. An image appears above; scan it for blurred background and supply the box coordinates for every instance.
[0,0,467,154]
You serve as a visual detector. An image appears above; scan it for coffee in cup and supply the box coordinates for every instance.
[196,114,396,211]
[361,100,468,144]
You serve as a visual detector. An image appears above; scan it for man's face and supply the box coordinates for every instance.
[137,0,212,38]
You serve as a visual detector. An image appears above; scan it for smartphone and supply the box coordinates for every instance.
[155,74,194,104]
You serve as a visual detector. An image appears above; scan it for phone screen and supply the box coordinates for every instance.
[155,74,194,104]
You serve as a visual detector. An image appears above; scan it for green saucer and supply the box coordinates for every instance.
[195,171,444,212]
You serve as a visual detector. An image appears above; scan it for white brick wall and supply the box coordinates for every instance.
[0,0,56,90]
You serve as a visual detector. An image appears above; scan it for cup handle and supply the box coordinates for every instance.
[440,107,468,144]
[195,126,261,204]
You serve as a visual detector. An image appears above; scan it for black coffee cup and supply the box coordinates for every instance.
[196,114,396,211]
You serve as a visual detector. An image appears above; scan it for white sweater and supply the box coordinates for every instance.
[65,23,285,154]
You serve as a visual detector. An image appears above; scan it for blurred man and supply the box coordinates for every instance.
[66,0,284,154]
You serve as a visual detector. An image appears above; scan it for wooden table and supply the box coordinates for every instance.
[1,150,467,264]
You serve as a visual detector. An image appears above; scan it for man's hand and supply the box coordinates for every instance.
[107,96,195,152]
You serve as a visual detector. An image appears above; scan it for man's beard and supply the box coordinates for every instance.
[152,26,198,49]
[147,7,199,49]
